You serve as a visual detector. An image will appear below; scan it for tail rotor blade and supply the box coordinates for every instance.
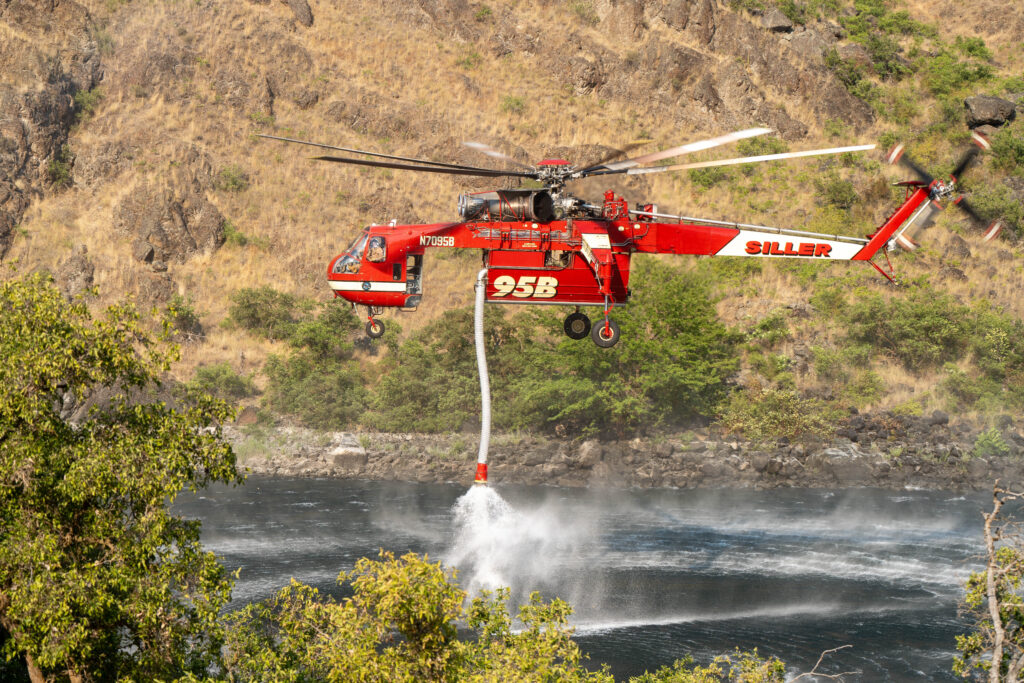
[983,219,1005,242]
[949,148,979,181]
[951,195,986,224]
[887,143,935,185]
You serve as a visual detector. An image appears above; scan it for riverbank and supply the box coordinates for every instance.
[228,409,1024,491]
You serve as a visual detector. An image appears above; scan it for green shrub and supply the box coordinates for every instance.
[964,184,1024,239]
[689,166,732,189]
[989,123,1024,174]
[844,287,971,370]
[264,353,367,429]
[954,36,992,61]
[814,170,859,209]
[186,362,258,401]
[215,164,250,192]
[46,144,74,188]
[500,95,526,115]
[718,388,840,442]
[972,427,1011,459]
[863,33,911,80]
[920,51,993,96]
[73,87,103,122]
[165,293,203,339]
[225,286,303,341]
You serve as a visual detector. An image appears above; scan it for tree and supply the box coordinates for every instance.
[222,550,612,682]
[0,274,242,682]
[956,484,1024,681]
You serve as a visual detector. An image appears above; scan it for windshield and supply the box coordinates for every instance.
[333,230,369,275]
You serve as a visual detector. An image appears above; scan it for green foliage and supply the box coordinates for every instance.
[736,135,788,157]
[263,302,367,429]
[844,287,971,370]
[500,94,526,115]
[972,427,1011,459]
[989,121,1024,174]
[186,362,258,401]
[963,183,1024,239]
[775,0,805,25]
[73,87,103,122]
[366,260,738,437]
[863,32,911,80]
[689,166,732,189]
[222,551,612,682]
[954,35,992,60]
[215,164,250,192]
[814,170,859,209]
[718,388,841,442]
[0,274,241,682]
[955,492,1024,679]
[474,5,492,20]
[920,50,993,96]
[225,286,304,341]
[629,649,785,682]
[45,144,73,188]
[165,293,203,339]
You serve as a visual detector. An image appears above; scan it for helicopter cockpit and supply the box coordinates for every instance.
[333,230,367,274]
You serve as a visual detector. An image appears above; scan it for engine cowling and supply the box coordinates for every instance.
[458,189,556,223]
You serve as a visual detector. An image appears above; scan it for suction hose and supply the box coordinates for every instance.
[474,268,490,484]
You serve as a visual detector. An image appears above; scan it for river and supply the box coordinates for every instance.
[174,477,990,680]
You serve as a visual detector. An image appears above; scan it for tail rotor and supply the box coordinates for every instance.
[885,131,1004,248]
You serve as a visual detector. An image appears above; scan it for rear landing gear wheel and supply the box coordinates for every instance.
[591,318,620,348]
[366,319,385,339]
[563,312,592,340]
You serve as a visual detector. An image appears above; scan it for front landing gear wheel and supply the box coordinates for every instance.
[563,312,592,340]
[591,319,620,348]
[366,319,385,339]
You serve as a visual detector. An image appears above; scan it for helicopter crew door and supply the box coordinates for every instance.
[404,254,423,309]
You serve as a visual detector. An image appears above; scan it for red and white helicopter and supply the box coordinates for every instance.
[262,128,1001,347]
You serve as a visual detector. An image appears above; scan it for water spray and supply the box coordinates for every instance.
[473,268,490,485]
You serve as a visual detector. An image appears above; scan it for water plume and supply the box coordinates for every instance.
[445,485,601,606]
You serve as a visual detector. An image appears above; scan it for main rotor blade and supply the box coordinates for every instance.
[463,141,534,170]
[585,127,773,173]
[623,144,876,176]
[259,134,504,173]
[313,155,535,178]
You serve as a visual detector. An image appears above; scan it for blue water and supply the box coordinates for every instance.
[174,478,992,681]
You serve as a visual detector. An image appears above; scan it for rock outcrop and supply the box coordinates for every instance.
[0,0,102,258]
[232,411,1024,492]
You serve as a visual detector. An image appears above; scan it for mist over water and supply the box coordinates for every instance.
[175,478,987,681]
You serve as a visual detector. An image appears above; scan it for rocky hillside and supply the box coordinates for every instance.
[2,0,1023,437]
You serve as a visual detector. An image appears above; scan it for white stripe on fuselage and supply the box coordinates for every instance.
[328,281,407,292]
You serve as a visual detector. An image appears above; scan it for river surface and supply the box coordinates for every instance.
[174,477,992,680]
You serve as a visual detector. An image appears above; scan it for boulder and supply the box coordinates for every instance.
[761,8,793,32]
[577,440,604,468]
[55,244,94,299]
[964,96,1016,128]
[284,0,313,26]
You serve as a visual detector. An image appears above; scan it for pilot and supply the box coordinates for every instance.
[367,236,385,262]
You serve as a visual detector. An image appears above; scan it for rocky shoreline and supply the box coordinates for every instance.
[229,410,1024,491]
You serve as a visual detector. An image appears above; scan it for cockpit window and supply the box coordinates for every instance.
[333,230,369,274]
[367,236,386,263]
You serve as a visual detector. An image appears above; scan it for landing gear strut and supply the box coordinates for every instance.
[365,307,385,339]
[563,307,591,340]
[591,297,620,347]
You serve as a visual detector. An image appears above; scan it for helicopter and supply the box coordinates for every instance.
[260,128,1002,347]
